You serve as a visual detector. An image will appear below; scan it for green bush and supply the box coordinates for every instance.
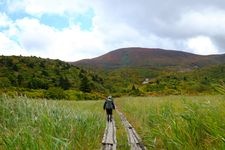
[69,91,104,100]
[24,90,45,99]
[0,77,11,87]
[44,87,67,100]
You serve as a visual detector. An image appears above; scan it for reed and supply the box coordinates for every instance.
[116,95,225,149]
[0,96,105,149]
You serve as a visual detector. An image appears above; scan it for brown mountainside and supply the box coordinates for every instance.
[73,47,225,69]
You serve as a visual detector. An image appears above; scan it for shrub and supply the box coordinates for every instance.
[44,87,67,100]
[0,77,11,87]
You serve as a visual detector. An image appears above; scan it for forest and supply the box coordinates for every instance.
[0,55,225,100]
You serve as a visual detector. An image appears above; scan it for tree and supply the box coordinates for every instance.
[17,74,24,86]
[92,74,104,84]
[132,84,136,91]
[80,75,91,93]
[129,85,142,96]
[28,77,48,89]
[59,76,71,90]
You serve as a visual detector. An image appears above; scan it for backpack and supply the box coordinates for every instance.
[105,99,113,109]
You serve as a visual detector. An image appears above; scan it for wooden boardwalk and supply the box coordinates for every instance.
[116,110,146,150]
[102,108,146,150]
[102,119,117,150]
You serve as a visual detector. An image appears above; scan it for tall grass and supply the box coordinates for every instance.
[0,95,105,149]
[116,95,225,150]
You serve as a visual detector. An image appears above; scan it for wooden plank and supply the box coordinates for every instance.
[112,120,117,150]
[102,122,108,143]
[102,119,117,150]
[116,109,146,150]
[105,121,114,144]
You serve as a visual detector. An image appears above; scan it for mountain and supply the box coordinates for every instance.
[73,47,225,69]
[0,52,224,98]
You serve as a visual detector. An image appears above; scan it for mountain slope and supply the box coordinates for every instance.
[0,56,106,99]
[73,47,225,69]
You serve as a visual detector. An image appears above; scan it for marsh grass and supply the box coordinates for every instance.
[0,96,105,149]
[116,95,225,150]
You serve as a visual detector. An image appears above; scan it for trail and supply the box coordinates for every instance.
[101,108,146,150]
[102,119,117,150]
[116,109,146,150]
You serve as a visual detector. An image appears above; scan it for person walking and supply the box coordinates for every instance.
[103,95,115,122]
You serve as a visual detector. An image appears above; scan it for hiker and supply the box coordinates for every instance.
[103,95,115,122]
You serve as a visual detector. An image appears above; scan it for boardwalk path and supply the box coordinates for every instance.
[117,109,146,150]
[102,108,146,150]
[102,119,117,150]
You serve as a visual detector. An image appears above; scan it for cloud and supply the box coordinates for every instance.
[16,18,55,50]
[0,32,28,56]
[7,0,90,16]
[13,17,105,61]
[176,9,225,36]
[0,12,12,27]
[187,36,218,55]
[92,0,225,54]
[1,0,225,61]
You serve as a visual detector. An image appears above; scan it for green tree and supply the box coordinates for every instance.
[59,76,71,90]
[129,85,142,96]
[17,74,24,86]
[80,75,91,93]
[28,77,48,89]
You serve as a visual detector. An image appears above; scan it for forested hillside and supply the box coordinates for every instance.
[73,48,225,96]
[140,65,225,95]
[0,56,106,99]
[96,65,225,96]
[0,55,224,99]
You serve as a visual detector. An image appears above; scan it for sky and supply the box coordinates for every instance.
[0,0,225,61]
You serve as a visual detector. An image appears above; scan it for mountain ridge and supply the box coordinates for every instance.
[73,47,225,69]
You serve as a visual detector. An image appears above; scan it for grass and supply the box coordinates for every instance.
[1,95,225,149]
[0,95,106,150]
[115,95,225,150]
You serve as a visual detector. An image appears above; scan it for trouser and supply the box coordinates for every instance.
[106,109,113,122]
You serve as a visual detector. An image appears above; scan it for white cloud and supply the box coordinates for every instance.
[0,32,28,56]
[11,17,105,61]
[16,18,55,50]
[1,0,225,61]
[187,36,218,55]
[0,12,12,27]
[177,9,225,37]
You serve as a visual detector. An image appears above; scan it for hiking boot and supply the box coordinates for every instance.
[107,116,110,122]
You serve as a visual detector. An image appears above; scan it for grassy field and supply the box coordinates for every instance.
[1,95,225,150]
[0,95,106,149]
[116,95,225,150]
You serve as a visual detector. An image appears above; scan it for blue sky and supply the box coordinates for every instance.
[0,0,225,61]
[39,8,94,31]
